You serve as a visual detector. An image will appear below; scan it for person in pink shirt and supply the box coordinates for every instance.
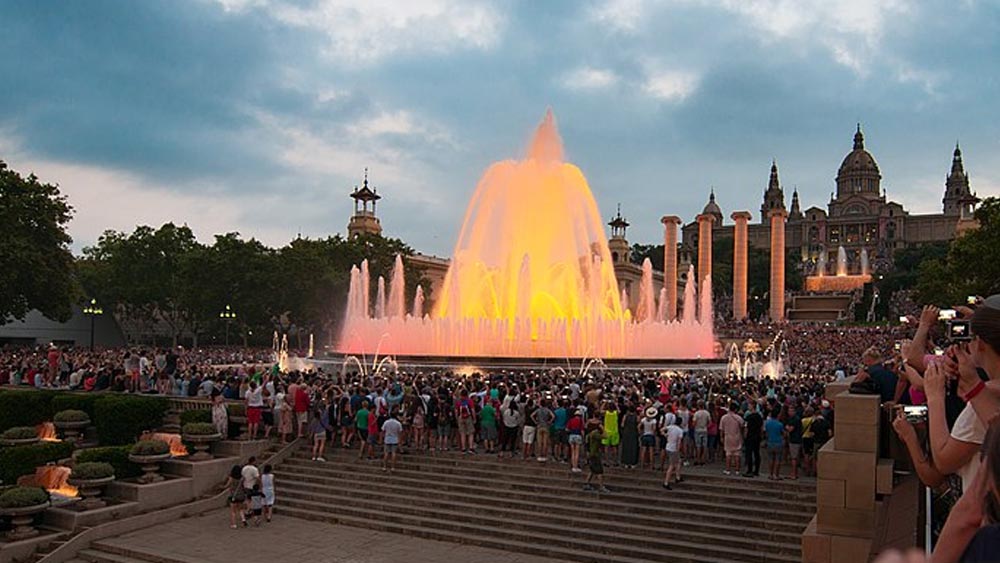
[719,402,746,476]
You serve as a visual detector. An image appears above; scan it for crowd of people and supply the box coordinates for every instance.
[3,293,1000,561]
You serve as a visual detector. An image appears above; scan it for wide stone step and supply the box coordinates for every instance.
[275,468,809,535]
[278,481,802,555]
[288,454,817,504]
[279,502,799,563]
[296,447,816,494]
[77,548,148,563]
[279,459,814,518]
[88,543,193,563]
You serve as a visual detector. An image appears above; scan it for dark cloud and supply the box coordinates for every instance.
[1,0,998,254]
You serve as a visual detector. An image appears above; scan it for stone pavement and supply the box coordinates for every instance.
[96,508,563,563]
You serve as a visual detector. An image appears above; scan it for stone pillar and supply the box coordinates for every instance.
[660,216,681,321]
[769,209,788,322]
[731,211,751,320]
[696,213,715,291]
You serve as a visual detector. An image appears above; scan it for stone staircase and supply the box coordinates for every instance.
[71,541,190,563]
[273,446,814,563]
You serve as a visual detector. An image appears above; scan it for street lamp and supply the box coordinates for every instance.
[219,305,237,346]
[82,298,103,350]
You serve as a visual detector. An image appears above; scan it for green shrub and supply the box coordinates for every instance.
[75,446,142,479]
[0,486,49,509]
[93,395,168,446]
[0,390,57,431]
[179,409,212,426]
[50,395,100,419]
[1,426,39,440]
[130,440,169,457]
[53,409,90,423]
[0,442,74,485]
[71,462,114,480]
[182,422,218,436]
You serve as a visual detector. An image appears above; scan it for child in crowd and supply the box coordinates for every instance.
[261,464,274,523]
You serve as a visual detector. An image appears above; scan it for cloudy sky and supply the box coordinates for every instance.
[2,0,998,255]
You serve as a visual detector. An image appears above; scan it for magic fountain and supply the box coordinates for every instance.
[336,111,715,359]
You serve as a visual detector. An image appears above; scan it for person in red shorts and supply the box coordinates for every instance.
[293,377,310,438]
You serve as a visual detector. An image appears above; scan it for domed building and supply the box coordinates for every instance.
[681,124,980,281]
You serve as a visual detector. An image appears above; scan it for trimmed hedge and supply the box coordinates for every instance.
[93,395,168,446]
[75,446,142,479]
[179,409,212,426]
[182,422,217,435]
[0,486,49,508]
[71,462,114,480]
[50,394,100,419]
[0,441,74,486]
[53,409,90,423]
[131,439,170,456]
[0,390,58,431]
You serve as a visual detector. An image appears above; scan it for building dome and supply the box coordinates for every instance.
[835,125,881,199]
[701,188,723,222]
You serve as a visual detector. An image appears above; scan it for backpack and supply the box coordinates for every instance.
[458,399,473,419]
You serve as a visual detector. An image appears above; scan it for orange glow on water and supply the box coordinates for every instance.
[37,422,59,442]
[148,432,189,457]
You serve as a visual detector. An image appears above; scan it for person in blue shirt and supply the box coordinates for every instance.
[764,407,786,480]
[553,400,569,463]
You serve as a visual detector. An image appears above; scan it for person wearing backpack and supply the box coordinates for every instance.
[455,388,476,454]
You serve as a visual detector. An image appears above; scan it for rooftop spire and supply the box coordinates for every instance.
[768,160,780,191]
[853,123,864,150]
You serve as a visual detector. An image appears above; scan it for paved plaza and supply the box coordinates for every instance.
[92,509,562,563]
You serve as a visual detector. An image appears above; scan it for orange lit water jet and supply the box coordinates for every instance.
[337,111,715,358]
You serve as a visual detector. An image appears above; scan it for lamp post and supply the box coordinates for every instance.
[82,299,104,351]
[219,305,237,347]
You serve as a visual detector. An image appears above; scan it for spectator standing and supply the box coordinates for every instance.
[719,402,745,476]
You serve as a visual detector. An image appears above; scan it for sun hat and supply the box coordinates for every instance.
[644,407,658,418]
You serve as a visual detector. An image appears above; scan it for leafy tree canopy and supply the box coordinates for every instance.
[0,160,76,324]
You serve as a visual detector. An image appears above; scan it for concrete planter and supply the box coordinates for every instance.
[0,436,40,447]
[67,476,115,510]
[181,433,221,461]
[54,419,90,443]
[0,502,50,540]
[128,453,172,484]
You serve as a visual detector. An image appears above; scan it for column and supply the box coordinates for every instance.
[660,216,681,321]
[731,211,751,320]
[769,209,788,322]
[696,214,715,290]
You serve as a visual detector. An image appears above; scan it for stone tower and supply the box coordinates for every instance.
[347,169,383,238]
[943,143,974,216]
[607,204,630,265]
[760,160,786,223]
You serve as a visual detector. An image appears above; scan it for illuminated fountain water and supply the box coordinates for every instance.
[836,246,848,277]
[337,111,715,359]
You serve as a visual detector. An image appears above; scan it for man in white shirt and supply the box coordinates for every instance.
[662,420,685,490]
[381,412,404,472]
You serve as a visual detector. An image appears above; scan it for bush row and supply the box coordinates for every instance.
[0,391,170,445]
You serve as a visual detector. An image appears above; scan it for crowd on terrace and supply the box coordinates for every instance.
[3,295,1000,561]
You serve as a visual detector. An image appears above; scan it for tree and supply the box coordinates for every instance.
[0,160,76,323]
[916,197,1000,304]
[78,224,202,345]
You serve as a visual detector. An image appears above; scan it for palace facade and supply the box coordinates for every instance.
[680,126,980,276]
